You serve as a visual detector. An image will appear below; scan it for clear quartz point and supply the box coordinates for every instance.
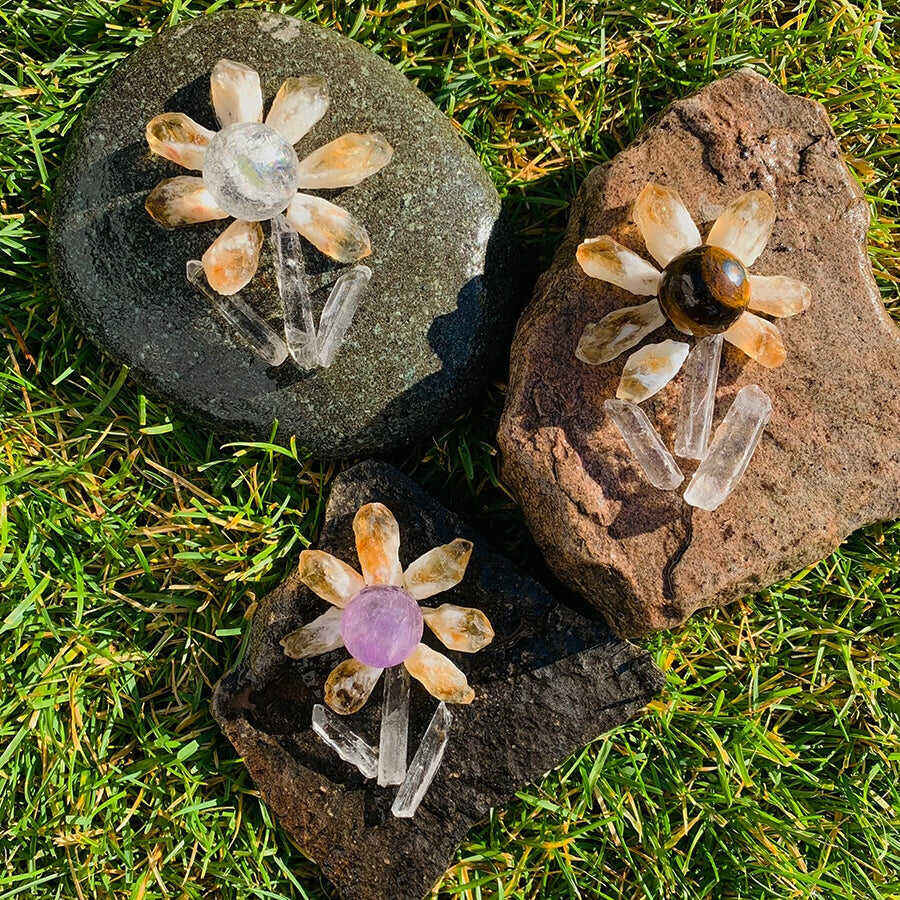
[674,334,723,460]
[269,215,318,368]
[684,384,772,511]
[391,702,451,818]
[311,703,379,780]
[378,665,410,787]
[186,260,287,367]
[317,265,372,367]
[604,398,684,490]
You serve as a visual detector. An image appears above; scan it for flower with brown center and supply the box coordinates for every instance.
[576,183,812,402]
[144,59,392,296]
[281,503,494,715]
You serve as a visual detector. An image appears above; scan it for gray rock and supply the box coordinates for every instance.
[211,461,663,900]
[50,11,517,458]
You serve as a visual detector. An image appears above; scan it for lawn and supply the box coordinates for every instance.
[1,0,899,897]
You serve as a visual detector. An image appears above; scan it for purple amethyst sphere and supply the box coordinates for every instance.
[340,585,424,668]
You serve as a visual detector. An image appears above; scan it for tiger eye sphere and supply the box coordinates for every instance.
[657,245,749,336]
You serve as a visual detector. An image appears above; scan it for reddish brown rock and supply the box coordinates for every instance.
[498,70,900,638]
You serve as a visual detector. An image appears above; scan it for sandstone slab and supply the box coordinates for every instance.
[498,70,900,637]
[50,11,517,458]
[211,461,662,900]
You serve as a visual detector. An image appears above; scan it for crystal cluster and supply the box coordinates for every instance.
[575,182,809,508]
[281,503,494,816]
[145,58,393,369]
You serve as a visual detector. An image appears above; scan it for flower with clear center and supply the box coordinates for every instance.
[202,122,301,221]
[143,57,393,300]
[280,503,494,716]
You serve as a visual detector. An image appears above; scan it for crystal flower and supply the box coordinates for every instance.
[144,59,393,296]
[281,503,494,715]
[575,183,812,401]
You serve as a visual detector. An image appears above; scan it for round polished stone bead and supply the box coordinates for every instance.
[202,122,300,221]
[657,245,749,336]
[340,585,424,668]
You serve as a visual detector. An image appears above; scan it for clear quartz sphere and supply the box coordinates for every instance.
[202,122,300,221]
[340,585,424,669]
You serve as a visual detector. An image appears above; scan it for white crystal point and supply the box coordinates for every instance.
[210,59,263,128]
[286,193,371,263]
[604,399,684,490]
[724,311,786,368]
[633,183,701,267]
[748,275,812,317]
[576,299,666,366]
[145,176,228,228]
[674,334,723,460]
[201,218,263,295]
[378,665,410,787]
[707,190,775,267]
[295,132,393,189]
[576,236,661,294]
[266,76,330,145]
[312,704,379,780]
[317,265,372,367]
[146,113,215,170]
[617,339,690,403]
[186,260,288,367]
[391,702,451,818]
[684,384,773,511]
[203,123,301,222]
[269,214,317,368]
[281,606,344,659]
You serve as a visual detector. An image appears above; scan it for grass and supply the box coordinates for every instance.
[1,0,898,897]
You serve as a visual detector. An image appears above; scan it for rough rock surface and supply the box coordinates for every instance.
[211,461,663,900]
[50,11,517,458]
[498,70,900,637]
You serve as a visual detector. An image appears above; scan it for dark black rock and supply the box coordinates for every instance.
[50,11,518,458]
[211,461,664,900]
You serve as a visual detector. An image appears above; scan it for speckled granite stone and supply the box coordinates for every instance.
[50,11,517,458]
[211,461,663,900]
[498,70,900,637]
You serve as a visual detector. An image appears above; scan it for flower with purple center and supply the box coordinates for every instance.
[281,502,495,715]
[341,586,423,668]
